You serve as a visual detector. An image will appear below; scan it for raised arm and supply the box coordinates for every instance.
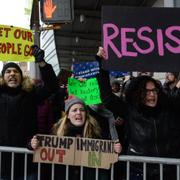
[31,45,59,93]
[96,47,127,118]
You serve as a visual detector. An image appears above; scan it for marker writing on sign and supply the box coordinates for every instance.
[0,27,33,41]
[40,148,65,162]
[38,135,74,149]
[76,138,114,153]
[103,23,180,59]
[0,27,33,56]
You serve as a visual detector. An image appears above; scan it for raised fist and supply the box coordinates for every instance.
[31,45,45,63]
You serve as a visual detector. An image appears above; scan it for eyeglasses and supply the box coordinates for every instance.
[145,88,159,95]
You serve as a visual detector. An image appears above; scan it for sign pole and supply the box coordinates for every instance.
[30,0,41,80]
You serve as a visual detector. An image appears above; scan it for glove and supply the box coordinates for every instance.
[31,45,45,63]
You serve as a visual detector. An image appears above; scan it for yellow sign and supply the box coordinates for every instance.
[0,24,35,62]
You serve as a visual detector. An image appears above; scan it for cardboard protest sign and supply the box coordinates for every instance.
[0,25,34,62]
[33,135,118,169]
[33,135,75,165]
[68,77,102,105]
[72,61,99,79]
[75,138,118,169]
[102,7,180,72]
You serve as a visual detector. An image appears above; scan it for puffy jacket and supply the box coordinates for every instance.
[0,63,59,178]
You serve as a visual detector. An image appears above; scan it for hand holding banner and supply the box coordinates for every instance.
[33,135,118,169]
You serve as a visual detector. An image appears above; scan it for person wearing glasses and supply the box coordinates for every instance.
[96,47,180,180]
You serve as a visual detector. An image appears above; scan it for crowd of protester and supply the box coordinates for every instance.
[1,46,180,180]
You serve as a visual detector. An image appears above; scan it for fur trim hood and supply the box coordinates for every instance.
[0,75,34,92]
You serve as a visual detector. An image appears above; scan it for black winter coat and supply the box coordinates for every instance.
[0,63,59,178]
[96,68,180,158]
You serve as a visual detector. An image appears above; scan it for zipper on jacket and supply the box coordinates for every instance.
[153,119,159,156]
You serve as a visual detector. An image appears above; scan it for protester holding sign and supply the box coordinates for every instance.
[0,45,59,180]
[31,95,121,180]
[96,46,180,180]
[68,74,122,153]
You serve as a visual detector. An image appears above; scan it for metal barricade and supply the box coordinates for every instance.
[0,146,180,180]
[0,146,32,180]
[119,155,180,180]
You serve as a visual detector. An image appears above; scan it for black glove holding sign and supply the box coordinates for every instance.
[31,45,45,63]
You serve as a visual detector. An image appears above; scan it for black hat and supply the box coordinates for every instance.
[1,62,23,78]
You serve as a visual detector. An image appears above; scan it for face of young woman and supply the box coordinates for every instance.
[68,103,86,127]
[144,81,158,107]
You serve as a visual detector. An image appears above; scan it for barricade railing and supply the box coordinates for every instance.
[0,146,180,180]
[119,155,180,180]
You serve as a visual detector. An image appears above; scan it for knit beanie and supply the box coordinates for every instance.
[1,62,23,78]
[65,95,85,113]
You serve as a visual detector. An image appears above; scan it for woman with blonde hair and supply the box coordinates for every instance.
[31,95,121,180]
[52,95,101,138]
